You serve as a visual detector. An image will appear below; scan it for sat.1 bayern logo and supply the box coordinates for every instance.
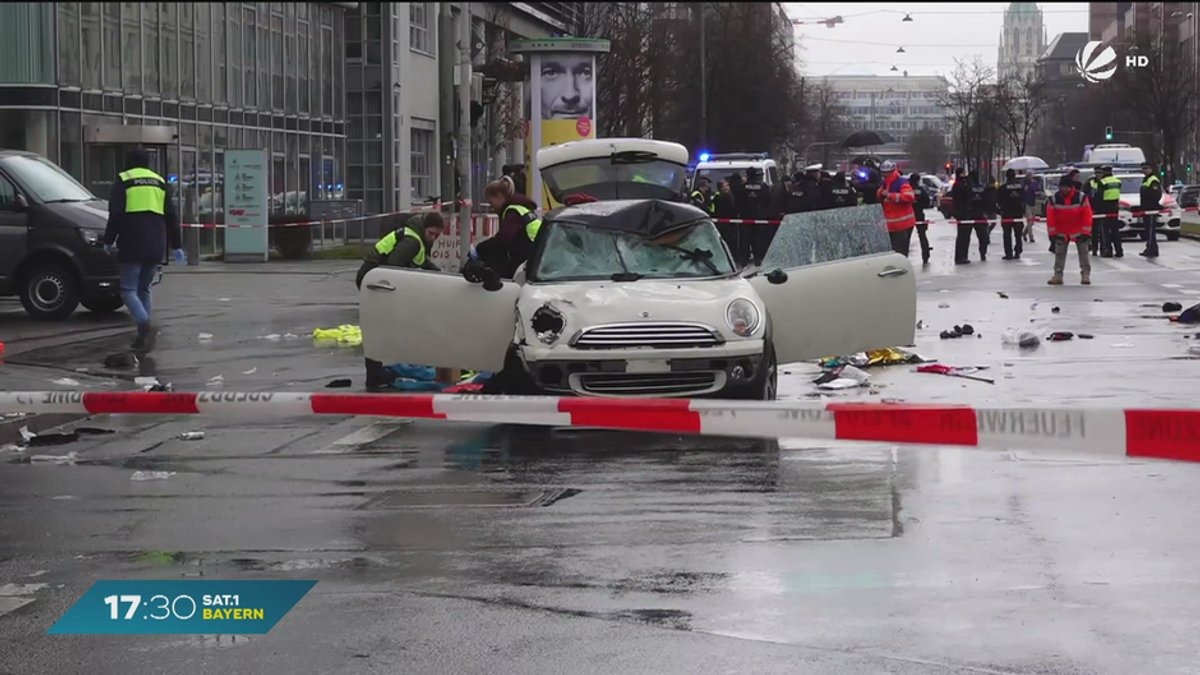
[1075,41,1118,83]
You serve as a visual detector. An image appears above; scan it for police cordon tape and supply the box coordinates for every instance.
[714,206,1200,227]
[3,391,1199,463]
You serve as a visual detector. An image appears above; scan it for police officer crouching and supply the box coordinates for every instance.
[355,212,444,289]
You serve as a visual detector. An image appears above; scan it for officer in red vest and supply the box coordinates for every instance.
[875,160,917,256]
[1046,174,1094,286]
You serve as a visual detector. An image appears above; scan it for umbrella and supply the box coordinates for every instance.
[842,130,896,148]
[1001,156,1050,172]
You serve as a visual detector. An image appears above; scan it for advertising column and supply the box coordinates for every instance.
[222,150,269,262]
[510,38,611,210]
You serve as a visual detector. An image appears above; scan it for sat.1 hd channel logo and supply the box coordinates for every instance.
[1075,41,1118,83]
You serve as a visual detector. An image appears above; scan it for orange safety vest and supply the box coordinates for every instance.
[877,171,916,232]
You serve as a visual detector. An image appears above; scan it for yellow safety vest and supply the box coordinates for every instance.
[1101,175,1122,201]
[504,204,542,241]
[690,190,716,214]
[375,226,426,266]
[1143,175,1161,189]
[118,167,167,214]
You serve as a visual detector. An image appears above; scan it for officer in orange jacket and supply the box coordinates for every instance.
[1046,174,1094,286]
[875,160,917,256]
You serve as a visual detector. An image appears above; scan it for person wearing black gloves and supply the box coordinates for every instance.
[472,176,542,280]
[740,166,772,266]
[997,168,1026,260]
[909,172,933,264]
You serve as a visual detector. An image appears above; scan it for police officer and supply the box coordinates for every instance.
[828,172,857,208]
[1095,165,1123,258]
[689,177,715,214]
[909,172,932,264]
[1140,162,1163,258]
[967,170,991,261]
[997,168,1026,260]
[355,211,445,289]
[740,167,771,266]
[102,148,184,352]
[787,164,823,214]
[471,176,543,281]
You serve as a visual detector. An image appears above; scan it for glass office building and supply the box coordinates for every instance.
[0,2,350,251]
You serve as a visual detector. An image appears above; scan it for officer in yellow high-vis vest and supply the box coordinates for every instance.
[473,176,542,280]
[103,148,183,352]
[355,211,444,289]
[1096,165,1124,258]
[689,178,715,214]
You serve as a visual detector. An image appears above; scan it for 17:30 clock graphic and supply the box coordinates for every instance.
[49,580,316,635]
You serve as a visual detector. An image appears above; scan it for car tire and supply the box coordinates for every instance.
[19,263,80,320]
[757,342,778,401]
[81,297,125,315]
[1167,231,1181,242]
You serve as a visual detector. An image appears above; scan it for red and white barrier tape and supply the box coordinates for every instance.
[714,207,1196,227]
[3,391,1199,463]
[180,200,478,229]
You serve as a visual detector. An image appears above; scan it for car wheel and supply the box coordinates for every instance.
[19,263,80,320]
[758,342,778,401]
[81,297,125,315]
[1167,231,1181,242]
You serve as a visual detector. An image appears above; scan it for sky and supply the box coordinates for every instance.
[784,2,1089,79]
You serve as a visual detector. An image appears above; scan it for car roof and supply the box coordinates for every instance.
[547,199,710,238]
[537,138,689,169]
[0,149,41,159]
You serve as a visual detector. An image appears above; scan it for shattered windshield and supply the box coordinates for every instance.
[761,204,892,269]
[534,221,735,282]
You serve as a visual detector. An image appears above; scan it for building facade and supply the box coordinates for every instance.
[342,2,572,215]
[0,1,352,254]
[998,1,1047,81]
[824,74,952,149]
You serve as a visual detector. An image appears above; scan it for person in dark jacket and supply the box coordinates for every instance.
[355,211,445,289]
[1022,171,1038,243]
[997,168,1026,260]
[828,172,858,208]
[711,179,740,261]
[473,176,542,280]
[769,175,792,221]
[103,148,184,352]
[689,177,714,214]
[819,171,835,209]
[950,169,975,264]
[909,172,932,264]
[786,164,823,214]
[1140,162,1164,258]
[740,167,772,266]
[967,170,991,261]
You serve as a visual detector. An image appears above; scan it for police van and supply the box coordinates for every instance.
[690,153,781,191]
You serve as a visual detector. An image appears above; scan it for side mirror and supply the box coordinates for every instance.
[766,268,788,285]
[13,193,28,211]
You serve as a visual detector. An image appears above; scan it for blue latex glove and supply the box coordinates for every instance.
[173,248,186,264]
[468,247,479,260]
[104,244,118,256]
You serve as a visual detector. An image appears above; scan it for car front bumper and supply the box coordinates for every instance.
[79,247,122,298]
[520,339,767,398]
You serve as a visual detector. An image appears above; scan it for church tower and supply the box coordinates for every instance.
[998,2,1048,81]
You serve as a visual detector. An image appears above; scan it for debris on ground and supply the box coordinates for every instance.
[1163,301,1183,312]
[1111,343,1135,348]
[1176,303,1200,324]
[938,303,950,309]
[242,367,257,375]
[313,325,363,347]
[75,427,114,436]
[283,333,299,340]
[916,364,995,384]
[2,443,24,453]
[198,332,214,341]
[1047,331,1074,342]
[916,320,924,330]
[104,353,138,370]
[49,378,81,387]
[940,324,975,339]
[377,364,493,392]
[145,383,173,392]
[1051,306,1061,314]
[207,375,225,386]
[179,432,205,441]
[1002,329,1041,348]
[325,378,352,388]
[261,334,282,341]
[134,376,159,387]
[1078,333,1095,339]
[130,471,174,482]
[998,292,1009,299]
[26,430,81,447]
[815,364,873,390]
[29,451,78,465]
[818,348,931,370]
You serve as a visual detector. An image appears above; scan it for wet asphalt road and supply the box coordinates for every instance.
[3,224,1200,674]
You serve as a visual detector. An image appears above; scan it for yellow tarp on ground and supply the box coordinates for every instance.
[313,324,362,347]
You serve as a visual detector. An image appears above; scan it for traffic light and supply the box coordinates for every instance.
[1104,125,1113,141]
[1188,164,1193,174]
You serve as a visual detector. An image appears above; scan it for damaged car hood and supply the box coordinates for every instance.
[518,278,758,338]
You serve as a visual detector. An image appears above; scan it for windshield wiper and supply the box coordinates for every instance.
[663,244,722,275]
[610,272,643,282]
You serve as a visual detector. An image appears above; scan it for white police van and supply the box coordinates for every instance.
[690,153,781,191]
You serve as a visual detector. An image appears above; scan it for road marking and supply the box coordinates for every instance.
[1179,289,1200,295]
[314,420,413,454]
[1162,283,1184,288]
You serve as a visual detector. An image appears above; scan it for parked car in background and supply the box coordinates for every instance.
[1112,172,1182,241]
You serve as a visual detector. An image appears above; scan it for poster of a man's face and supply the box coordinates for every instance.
[539,53,593,120]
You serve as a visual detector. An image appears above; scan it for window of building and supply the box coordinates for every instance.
[120,3,141,93]
[258,14,270,110]
[59,4,82,87]
[410,3,431,54]
[141,3,158,94]
[104,4,121,89]
[321,25,334,116]
[285,13,296,114]
[81,3,102,89]
[229,5,242,107]
[162,3,178,99]
[181,4,195,100]
[346,14,362,60]
[243,6,256,106]
[197,3,210,100]
[272,14,283,110]
[309,19,320,115]
[410,126,433,200]
[298,16,309,113]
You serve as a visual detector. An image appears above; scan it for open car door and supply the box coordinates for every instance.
[359,266,520,372]
[749,205,916,364]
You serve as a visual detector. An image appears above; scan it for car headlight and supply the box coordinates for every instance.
[726,298,760,337]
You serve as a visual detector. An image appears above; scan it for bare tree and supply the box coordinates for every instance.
[475,4,524,160]
[809,78,847,165]
[993,72,1047,157]
[906,127,949,173]
[938,56,994,172]
[1111,34,1200,180]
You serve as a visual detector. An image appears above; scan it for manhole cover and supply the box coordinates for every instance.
[359,488,580,509]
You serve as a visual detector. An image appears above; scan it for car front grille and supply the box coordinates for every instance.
[571,322,723,350]
[572,371,724,398]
